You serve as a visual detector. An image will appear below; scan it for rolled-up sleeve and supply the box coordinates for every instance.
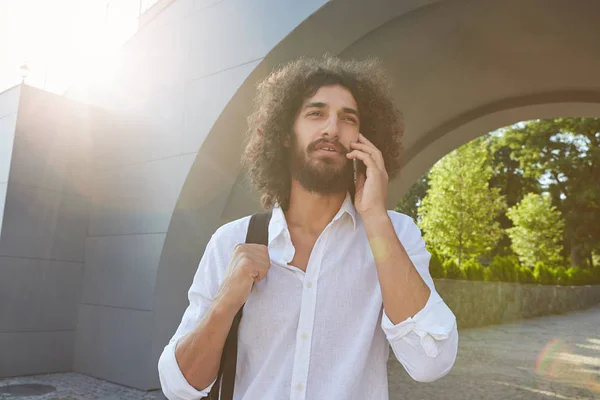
[381,212,459,382]
[158,231,230,399]
[158,339,216,399]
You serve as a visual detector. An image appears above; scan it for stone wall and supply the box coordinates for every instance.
[433,279,600,329]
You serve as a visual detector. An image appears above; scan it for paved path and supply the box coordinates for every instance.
[388,304,600,399]
[2,305,599,399]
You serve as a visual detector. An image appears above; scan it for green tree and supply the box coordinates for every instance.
[487,133,541,257]
[395,172,429,223]
[419,138,506,266]
[499,118,600,268]
[506,193,565,267]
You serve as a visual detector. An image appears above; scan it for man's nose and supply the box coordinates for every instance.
[322,115,340,138]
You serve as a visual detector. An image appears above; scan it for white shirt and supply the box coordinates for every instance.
[158,193,458,400]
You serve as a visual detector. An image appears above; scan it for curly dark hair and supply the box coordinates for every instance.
[241,56,404,210]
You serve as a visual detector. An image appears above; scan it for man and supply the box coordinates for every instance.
[158,57,458,400]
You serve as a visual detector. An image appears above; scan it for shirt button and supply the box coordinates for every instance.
[296,383,303,391]
[301,333,309,340]
[305,282,312,288]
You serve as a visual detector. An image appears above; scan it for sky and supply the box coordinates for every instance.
[0,0,142,94]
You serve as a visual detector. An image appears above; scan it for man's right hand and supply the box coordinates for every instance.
[169,243,270,394]
[213,243,271,314]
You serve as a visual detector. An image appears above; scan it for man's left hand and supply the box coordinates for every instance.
[347,133,389,219]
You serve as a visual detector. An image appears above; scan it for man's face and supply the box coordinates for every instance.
[290,84,360,194]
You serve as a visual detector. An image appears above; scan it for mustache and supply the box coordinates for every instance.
[307,138,348,154]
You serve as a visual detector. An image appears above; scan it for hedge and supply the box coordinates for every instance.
[428,250,600,286]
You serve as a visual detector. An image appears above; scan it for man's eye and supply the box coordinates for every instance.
[307,111,322,117]
[344,116,358,123]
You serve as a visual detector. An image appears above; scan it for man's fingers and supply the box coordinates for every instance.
[235,244,270,282]
[347,150,378,171]
[350,139,385,170]
[357,133,377,148]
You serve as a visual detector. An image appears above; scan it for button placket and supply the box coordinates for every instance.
[288,224,331,399]
[290,276,317,399]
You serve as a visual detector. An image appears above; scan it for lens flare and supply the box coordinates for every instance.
[536,338,600,394]
[369,237,392,262]
[536,338,568,379]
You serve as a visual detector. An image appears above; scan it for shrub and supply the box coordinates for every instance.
[552,267,569,286]
[428,250,445,279]
[566,267,594,286]
[586,266,600,285]
[462,259,485,281]
[444,259,466,280]
[483,267,493,282]
[533,262,556,285]
[518,266,536,284]
[487,255,519,282]
[579,269,593,285]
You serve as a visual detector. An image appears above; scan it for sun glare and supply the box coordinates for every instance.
[3,0,139,93]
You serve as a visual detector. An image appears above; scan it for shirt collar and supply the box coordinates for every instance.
[268,205,288,246]
[268,192,357,246]
[333,191,357,229]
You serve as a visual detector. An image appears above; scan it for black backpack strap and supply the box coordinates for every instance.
[209,211,272,400]
[244,211,273,245]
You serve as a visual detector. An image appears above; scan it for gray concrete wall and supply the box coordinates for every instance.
[435,280,600,330]
[0,86,92,377]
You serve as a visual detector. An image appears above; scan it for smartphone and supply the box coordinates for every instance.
[352,139,363,185]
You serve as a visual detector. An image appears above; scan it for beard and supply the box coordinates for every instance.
[290,136,353,195]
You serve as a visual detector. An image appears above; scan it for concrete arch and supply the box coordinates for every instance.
[153,0,600,389]
[392,94,600,196]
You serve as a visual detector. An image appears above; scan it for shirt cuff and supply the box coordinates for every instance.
[381,290,457,358]
[158,338,217,400]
